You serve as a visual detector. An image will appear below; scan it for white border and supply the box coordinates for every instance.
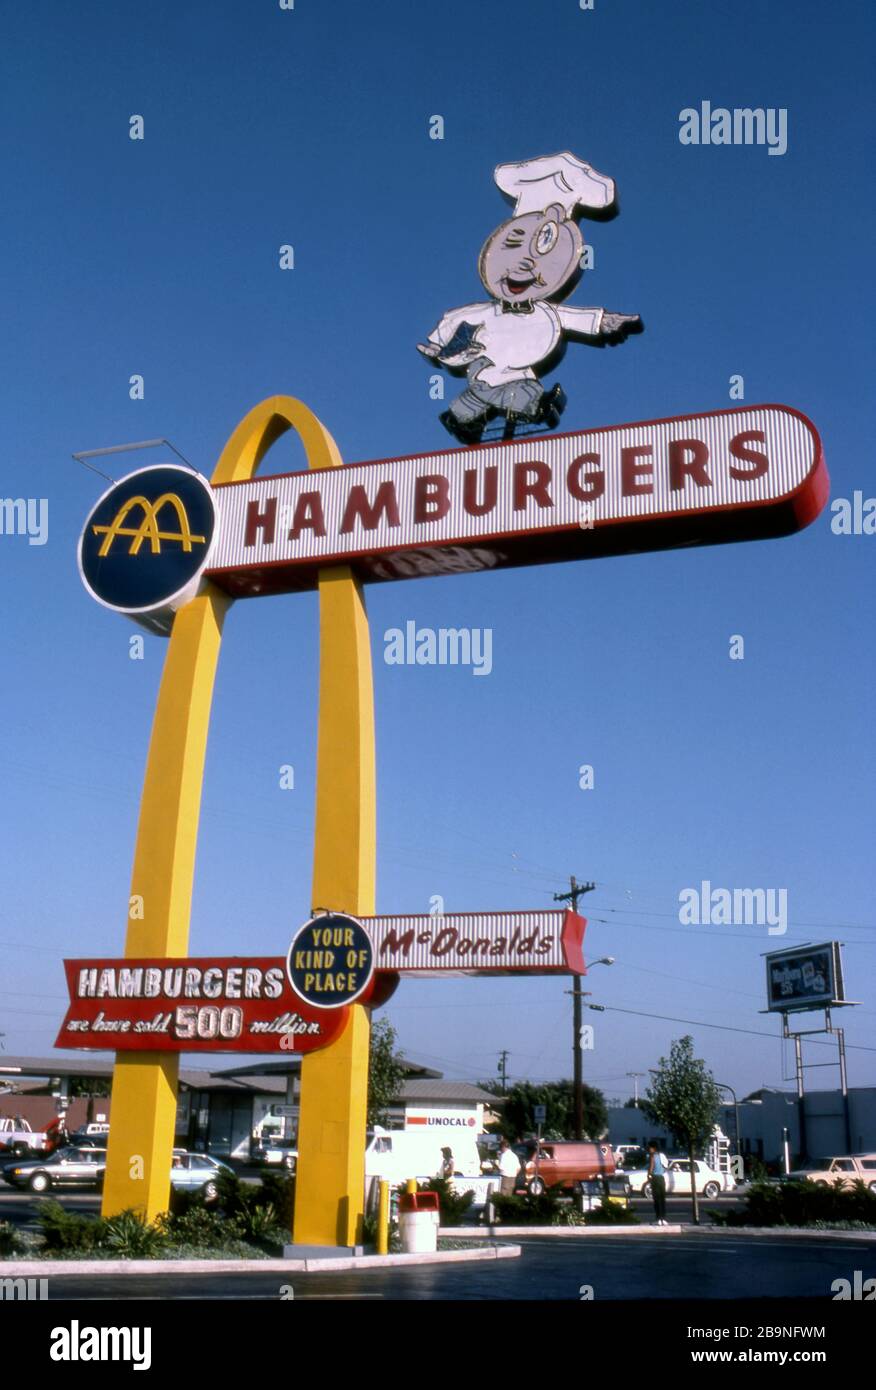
[77,463,218,618]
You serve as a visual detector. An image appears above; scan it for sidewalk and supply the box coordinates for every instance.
[0,1243,522,1276]
[450,1224,876,1240]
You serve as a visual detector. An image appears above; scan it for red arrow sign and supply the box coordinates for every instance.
[55,958,350,1054]
[359,909,587,975]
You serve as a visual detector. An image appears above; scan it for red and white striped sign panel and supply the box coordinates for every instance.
[359,909,586,976]
[206,404,827,597]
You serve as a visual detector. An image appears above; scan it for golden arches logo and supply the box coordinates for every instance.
[92,493,206,557]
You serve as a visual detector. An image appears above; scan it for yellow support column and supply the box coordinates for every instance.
[293,565,376,1248]
[101,587,230,1219]
[210,393,371,1247]
[98,393,370,1238]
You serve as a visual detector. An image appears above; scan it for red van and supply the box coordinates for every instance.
[516,1139,616,1195]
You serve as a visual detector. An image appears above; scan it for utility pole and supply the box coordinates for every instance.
[554,876,596,1140]
[497,1050,509,1095]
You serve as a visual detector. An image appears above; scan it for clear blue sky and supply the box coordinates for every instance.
[1,0,874,1102]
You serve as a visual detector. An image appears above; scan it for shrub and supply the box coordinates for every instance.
[102,1210,168,1259]
[258,1172,295,1231]
[214,1167,249,1217]
[0,1220,25,1256]
[235,1201,285,1246]
[419,1177,475,1227]
[551,1205,587,1227]
[491,1190,562,1224]
[36,1200,105,1253]
[207,1167,292,1247]
[156,1205,240,1250]
[583,1199,639,1226]
[710,1179,876,1229]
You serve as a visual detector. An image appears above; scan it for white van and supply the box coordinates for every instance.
[365,1127,482,1185]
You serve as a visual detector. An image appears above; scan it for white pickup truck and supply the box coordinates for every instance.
[0,1118,50,1157]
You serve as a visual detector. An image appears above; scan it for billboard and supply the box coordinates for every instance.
[205,404,826,598]
[55,957,352,1054]
[361,908,586,975]
[764,942,845,1013]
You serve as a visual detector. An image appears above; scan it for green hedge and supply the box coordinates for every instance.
[711,1179,876,1228]
[419,1177,475,1226]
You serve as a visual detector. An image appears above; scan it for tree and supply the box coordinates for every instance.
[475,1078,506,1098]
[68,1076,111,1126]
[367,1017,407,1129]
[645,1036,722,1225]
[68,1078,111,1097]
[497,1080,607,1142]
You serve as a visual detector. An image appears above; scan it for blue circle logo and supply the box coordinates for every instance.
[78,465,216,617]
[286,913,375,1009]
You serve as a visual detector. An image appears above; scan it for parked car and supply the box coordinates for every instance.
[514,1139,616,1196]
[0,1117,50,1157]
[169,1151,233,1202]
[252,1137,297,1171]
[784,1154,876,1190]
[614,1144,648,1170]
[74,1132,111,1149]
[625,1157,732,1199]
[1,1145,106,1192]
[71,1123,111,1141]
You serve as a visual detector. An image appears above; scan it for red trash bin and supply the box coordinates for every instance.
[398,1190,440,1251]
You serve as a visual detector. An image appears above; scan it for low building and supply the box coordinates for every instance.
[0,1054,500,1160]
[607,1086,876,1166]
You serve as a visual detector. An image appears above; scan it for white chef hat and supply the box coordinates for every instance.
[494,152,616,219]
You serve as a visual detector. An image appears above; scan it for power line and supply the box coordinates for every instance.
[589,1003,876,1053]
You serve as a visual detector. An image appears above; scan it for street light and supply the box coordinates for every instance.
[627,1071,646,1108]
[568,957,614,1140]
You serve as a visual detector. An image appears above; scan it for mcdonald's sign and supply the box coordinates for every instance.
[78,464,216,634]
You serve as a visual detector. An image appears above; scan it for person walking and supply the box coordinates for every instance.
[647,1141,669,1226]
[497,1137,520,1196]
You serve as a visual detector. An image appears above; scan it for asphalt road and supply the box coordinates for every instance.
[3,1186,872,1305]
[9,1233,870,1302]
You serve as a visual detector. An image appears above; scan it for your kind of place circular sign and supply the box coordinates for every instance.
[286,913,376,1009]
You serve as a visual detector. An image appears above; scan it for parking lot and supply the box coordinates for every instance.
[0,1173,748,1238]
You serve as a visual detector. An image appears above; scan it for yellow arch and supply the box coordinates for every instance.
[211,393,343,484]
[102,396,376,1248]
[93,492,206,556]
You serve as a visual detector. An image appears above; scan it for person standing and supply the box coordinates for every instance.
[497,1137,521,1196]
[647,1141,669,1226]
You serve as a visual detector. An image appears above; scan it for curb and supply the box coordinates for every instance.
[0,1244,521,1276]
[447,1224,876,1241]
